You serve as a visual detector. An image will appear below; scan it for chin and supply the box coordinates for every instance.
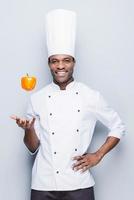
[54,76,68,83]
[56,79,67,84]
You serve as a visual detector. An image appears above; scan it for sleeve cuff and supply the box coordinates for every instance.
[108,130,126,139]
[25,145,40,155]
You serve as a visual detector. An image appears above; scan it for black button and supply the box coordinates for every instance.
[52,132,55,135]
[75,148,77,151]
[54,152,57,154]
[76,92,78,95]
[76,129,79,132]
[48,95,51,98]
[56,171,59,174]
[78,110,80,112]
[50,113,52,116]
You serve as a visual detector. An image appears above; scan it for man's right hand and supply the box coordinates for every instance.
[10,115,35,130]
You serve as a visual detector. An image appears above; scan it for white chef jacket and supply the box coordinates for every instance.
[26,80,126,191]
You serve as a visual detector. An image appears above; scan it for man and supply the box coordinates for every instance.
[11,9,126,200]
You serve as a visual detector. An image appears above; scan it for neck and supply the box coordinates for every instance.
[54,77,74,90]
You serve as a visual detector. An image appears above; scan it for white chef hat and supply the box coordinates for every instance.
[46,9,77,58]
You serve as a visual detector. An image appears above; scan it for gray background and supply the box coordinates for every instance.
[0,0,133,199]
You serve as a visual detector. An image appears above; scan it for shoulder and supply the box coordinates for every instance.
[76,82,109,107]
[76,81,99,97]
[30,83,52,102]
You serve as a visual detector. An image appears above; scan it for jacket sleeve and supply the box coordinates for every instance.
[25,99,41,155]
[95,92,126,139]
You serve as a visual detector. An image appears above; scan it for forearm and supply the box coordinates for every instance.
[95,136,120,159]
[23,128,40,153]
[72,136,120,171]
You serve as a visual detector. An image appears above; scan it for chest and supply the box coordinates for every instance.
[35,91,96,130]
[47,92,81,121]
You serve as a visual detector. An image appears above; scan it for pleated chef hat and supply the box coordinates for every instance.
[46,9,77,58]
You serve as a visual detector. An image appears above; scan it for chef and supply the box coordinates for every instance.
[11,9,126,200]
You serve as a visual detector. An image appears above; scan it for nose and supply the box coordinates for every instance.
[57,61,65,70]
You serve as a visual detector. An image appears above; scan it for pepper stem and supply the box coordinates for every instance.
[26,73,29,77]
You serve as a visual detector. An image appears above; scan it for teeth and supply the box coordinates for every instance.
[57,72,66,76]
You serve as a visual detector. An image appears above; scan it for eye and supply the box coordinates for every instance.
[50,60,59,65]
[64,59,72,64]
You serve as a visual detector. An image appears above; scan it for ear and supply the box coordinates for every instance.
[73,61,76,68]
[48,60,51,69]
[48,62,50,68]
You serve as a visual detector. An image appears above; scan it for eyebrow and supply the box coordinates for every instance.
[48,57,75,63]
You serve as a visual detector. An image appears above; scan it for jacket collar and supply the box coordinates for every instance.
[51,80,76,91]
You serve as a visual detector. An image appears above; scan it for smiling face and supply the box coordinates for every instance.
[48,54,75,89]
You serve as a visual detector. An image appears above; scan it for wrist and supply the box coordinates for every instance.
[95,150,104,160]
[25,127,35,133]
